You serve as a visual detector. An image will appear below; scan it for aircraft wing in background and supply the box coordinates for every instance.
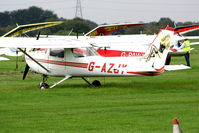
[2,21,63,37]
[85,23,144,36]
[165,65,191,71]
[174,24,199,35]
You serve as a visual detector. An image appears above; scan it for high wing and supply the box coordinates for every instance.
[85,23,144,36]
[174,24,199,35]
[0,37,91,48]
[2,21,63,37]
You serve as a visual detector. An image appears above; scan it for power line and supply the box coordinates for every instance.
[75,0,83,18]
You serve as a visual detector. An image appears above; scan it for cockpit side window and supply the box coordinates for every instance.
[72,48,87,57]
[72,47,98,58]
[50,48,64,58]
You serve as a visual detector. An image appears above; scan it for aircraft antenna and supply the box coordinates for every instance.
[174,22,177,28]
[75,0,83,18]
[68,28,73,36]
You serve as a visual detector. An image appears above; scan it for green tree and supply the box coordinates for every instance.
[158,17,174,28]
[124,25,145,34]
[10,6,58,25]
[40,18,98,36]
[64,17,91,34]
[0,11,13,27]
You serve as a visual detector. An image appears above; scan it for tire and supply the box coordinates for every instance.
[39,82,49,89]
[92,80,101,87]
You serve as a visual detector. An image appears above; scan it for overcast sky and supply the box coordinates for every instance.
[0,0,199,24]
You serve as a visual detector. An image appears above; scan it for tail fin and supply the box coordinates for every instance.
[144,27,174,71]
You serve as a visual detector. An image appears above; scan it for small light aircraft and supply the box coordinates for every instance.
[0,26,174,89]
[86,24,199,57]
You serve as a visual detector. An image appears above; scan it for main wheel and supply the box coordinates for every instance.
[92,80,101,87]
[39,82,49,89]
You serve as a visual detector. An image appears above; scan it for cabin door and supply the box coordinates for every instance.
[48,48,66,75]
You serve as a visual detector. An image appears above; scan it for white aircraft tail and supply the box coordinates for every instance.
[144,27,174,71]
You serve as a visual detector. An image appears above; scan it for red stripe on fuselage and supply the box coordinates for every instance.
[26,58,88,68]
[127,71,161,76]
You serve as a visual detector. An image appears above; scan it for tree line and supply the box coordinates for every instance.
[0,6,199,36]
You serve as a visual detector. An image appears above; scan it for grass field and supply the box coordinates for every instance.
[0,45,199,133]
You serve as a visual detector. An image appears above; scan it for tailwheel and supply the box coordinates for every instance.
[39,82,49,89]
[91,80,101,87]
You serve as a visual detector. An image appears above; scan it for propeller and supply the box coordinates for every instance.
[22,64,30,80]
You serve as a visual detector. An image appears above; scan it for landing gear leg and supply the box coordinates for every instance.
[39,75,72,89]
[49,75,71,88]
[39,75,49,89]
[81,77,101,87]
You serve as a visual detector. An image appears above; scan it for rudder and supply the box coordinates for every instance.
[144,27,174,71]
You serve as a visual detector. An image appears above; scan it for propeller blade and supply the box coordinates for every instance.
[22,64,30,80]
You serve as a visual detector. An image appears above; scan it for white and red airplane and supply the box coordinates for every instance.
[0,27,174,89]
[85,24,199,57]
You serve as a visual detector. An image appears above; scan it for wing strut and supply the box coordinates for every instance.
[18,48,50,73]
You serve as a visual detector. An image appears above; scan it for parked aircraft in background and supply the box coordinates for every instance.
[85,24,199,57]
[41,23,199,57]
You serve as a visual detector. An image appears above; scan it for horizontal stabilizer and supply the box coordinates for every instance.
[165,64,191,71]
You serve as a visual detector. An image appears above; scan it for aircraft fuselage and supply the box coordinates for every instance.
[25,48,162,77]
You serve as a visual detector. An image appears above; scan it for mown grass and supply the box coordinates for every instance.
[0,45,199,133]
